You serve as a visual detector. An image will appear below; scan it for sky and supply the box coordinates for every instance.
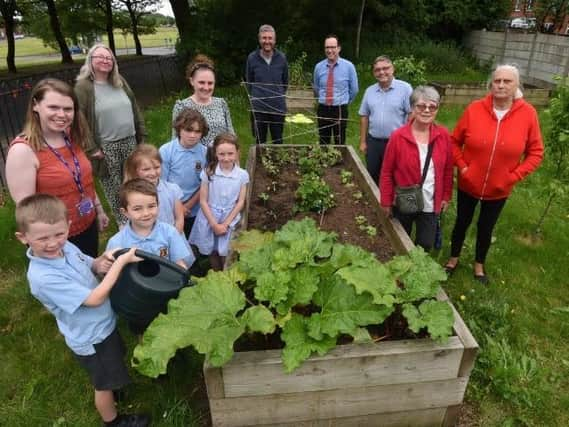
[158,1,174,17]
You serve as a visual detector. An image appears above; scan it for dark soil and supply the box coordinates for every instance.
[247,149,395,263]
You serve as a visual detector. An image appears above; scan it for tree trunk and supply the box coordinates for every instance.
[169,0,192,48]
[125,4,143,56]
[355,0,366,59]
[44,0,73,64]
[0,1,17,73]
[104,0,116,55]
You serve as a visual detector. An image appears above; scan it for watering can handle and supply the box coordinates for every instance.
[112,248,190,279]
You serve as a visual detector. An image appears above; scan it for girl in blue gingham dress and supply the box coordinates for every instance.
[189,133,249,271]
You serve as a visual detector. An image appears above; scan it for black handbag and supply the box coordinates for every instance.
[394,142,434,215]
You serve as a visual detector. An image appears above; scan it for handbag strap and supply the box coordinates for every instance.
[420,142,434,187]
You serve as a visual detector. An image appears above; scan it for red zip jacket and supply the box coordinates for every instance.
[380,122,453,213]
[452,94,544,200]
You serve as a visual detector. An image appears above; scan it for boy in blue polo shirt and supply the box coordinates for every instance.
[160,108,209,238]
[106,178,194,269]
[15,194,149,427]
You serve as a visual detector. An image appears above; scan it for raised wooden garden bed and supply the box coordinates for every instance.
[203,145,478,427]
[286,88,315,113]
[431,81,550,107]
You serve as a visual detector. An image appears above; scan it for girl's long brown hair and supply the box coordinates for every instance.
[22,78,90,152]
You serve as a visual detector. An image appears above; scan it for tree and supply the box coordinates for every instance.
[116,0,159,55]
[98,0,116,54]
[535,0,569,32]
[169,0,192,51]
[535,76,569,234]
[0,0,18,72]
[44,0,73,64]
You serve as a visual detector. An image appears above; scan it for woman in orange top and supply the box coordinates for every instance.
[444,64,543,284]
[6,79,109,257]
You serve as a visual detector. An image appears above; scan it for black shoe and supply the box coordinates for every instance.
[473,273,489,285]
[105,413,151,427]
[444,261,459,276]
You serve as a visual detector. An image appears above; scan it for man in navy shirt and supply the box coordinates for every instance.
[313,34,358,145]
[245,24,289,144]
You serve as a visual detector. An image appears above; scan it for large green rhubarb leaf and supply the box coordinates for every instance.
[281,313,336,372]
[272,218,336,268]
[334,245,398,306]
[132,269,246,377]
[254,270,292,306]
[402,300,454,343]
[242,305,276,334]
[389,247,447,302]
[307,275,394,340]
[275,265,321,315]
[231,229,274,253]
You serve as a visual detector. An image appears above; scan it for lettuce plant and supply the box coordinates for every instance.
[133,218,454,378]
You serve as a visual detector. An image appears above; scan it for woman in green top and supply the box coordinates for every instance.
[75,44,146,226]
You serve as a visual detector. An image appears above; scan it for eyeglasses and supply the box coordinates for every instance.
[325,46,338,50]
[374,66,392,72]
[415,103,439,112]
[92,55,113,62]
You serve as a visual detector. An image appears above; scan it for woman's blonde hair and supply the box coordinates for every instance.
[124,144,162,182]
[76,44,123,87]
[22,78,90,152]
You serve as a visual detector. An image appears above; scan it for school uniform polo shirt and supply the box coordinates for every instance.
[159,138,207,217]
[358,79,412,139]
[106,221,194,267]
[156,179,183,227]
[26,242,116,356]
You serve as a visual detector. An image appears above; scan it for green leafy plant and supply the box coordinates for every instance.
[133,218,453,377]
[393,56,427,88]
[258,192,270,205]
[353,191,363,201]
[288,51,312,88]
[294,173,336,214]
[340,169,353,185]
[534,75,569,234]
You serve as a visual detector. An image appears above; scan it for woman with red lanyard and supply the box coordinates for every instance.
[6,78,109,257]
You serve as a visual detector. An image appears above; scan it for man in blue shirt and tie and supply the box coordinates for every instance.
[313,35,358,145]
[359,55,412,185]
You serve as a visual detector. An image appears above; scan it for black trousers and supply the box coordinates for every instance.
[69,219,99,258]
[251,111,284,144]
[450,189,507,263]
[394,209,438,251]
[365,135,389,186]
[317,104,348,145]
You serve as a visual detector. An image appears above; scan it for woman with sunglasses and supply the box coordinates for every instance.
[379,86,453,251]
[171,54,234,147]
[75,44,146,226]
[444,64,543,284]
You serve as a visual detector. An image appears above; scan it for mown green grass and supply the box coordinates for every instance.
[1,69,568,426]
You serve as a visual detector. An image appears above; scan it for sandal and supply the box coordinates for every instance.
[444,260,459,276]
[473,273,490,285]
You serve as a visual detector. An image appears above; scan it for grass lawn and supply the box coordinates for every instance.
[1,69,568,426]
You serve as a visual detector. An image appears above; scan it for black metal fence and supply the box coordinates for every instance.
[0,54,186,189]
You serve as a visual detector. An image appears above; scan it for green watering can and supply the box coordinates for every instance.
[110,248,191,327]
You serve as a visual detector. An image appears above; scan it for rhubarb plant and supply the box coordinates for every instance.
[133,218,453,377]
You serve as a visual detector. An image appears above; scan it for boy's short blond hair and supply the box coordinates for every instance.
[16,194,68,232]
[119,178,158,209]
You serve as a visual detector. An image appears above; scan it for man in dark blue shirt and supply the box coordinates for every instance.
[245,24,289,144]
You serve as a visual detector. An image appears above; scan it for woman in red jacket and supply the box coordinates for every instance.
[444,64,544,284]
[380,86,453,251]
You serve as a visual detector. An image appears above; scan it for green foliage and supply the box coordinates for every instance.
[287,50,312,88]
[392,56,427,88]
[134,218,454,376]
[294,174,336,214]
[534,75,569,232]
[340,169,353,185]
